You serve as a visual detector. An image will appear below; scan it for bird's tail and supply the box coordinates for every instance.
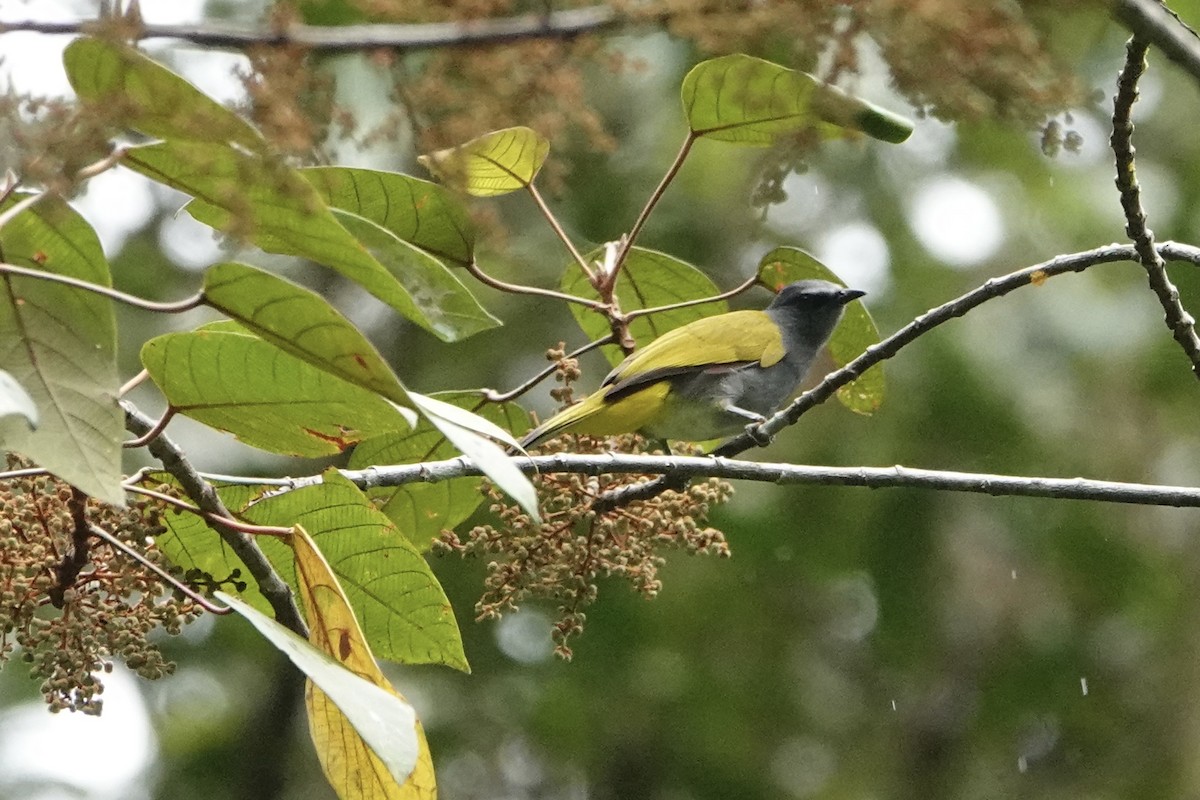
[519,392,609,449]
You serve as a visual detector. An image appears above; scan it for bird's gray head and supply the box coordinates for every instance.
[765,279,866,350]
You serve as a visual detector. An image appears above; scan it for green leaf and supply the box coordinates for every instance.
[418,126,550,196]
[757,247,884,414]
[217,590,420,785]
[123,140,446,333]
[63,37,264,149]
[331,210,500,342]
[0,197,123,503]
[241,472,469,670]
[348,392,530,549]
[409,392,540,523]
[682,54,914,145]
[562,247,728,366]
[202,262,413,409]
[302,166,476,266]
[140,329,412,456]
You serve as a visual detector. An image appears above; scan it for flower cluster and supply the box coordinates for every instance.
[436,346,734,659]
[0,459,199,714]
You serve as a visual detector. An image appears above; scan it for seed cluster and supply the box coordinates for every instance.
[0,459,199,714]
[436,345,734,659]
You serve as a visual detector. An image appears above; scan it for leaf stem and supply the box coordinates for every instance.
[623,273,759,321]
[609,131,697,291]
[484,334,616,403]
[0,262,206,313]
[465,260,607,309]
[525,182,596,283]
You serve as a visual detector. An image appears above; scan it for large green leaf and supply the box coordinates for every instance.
[562,247,729,366]
[348,392,530,549]
[757,247,883,414]
[140,329,411,456]
[242,472,469,670]
[124,140,462,339]
[418,126,550,196]
[682,54,913,145]
[63,37,264,149]
[302,166,475,266]
[201,262,413,409]
[331,210,499,341]
[0,197,123,503]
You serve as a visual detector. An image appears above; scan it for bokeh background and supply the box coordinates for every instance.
[4,0,1200,798]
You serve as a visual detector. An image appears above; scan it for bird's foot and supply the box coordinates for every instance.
[743,420,773,446]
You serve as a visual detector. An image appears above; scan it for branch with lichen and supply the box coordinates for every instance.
[1110,35,1200,380]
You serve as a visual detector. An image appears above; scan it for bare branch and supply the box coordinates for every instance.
[0,6,621,53]
[336,453,1200,510]
[1110,35,1200,379]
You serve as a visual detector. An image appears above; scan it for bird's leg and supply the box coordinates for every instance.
[724,404,773,446]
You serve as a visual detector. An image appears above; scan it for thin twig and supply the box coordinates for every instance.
[123,402,307,637]
[123,407,176,448]
[623,273,760,321]
[1110,35,1200,379]
[0,6,622,52]
[465,260,606,309]
[86,524,233,615]
[123,482,295,537]
[0,192,50,234]
[332,453,1200,509]
[0,262,206,313]
[525,183,596,283]
[119,369,150,397]
[609,132,697,290]
[484,334,616,403]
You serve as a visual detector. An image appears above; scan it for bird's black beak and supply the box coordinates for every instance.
[839,288,867,304]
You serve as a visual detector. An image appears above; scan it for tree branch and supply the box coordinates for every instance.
[1111,0,1200,90]
[0,6,621,53]
[336,453,1200,509]
[1110,35,1200,379]
[123,402,307,638]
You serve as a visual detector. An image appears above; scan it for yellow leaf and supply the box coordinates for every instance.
[292,526,437,799]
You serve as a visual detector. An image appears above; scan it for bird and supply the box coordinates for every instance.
[520,279,865,448]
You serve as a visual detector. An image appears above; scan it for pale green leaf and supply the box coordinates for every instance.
[63,37,264,148]
[682,54,913,145]
[202,262,413,407]
[302,166,475,266]
[123,140,444,331]
[331,210,500,342]
[418,126,549,196]
[141,329,411,456]
[0,196,123,503]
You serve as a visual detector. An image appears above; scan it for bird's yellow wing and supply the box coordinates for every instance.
[606,310,786,385]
